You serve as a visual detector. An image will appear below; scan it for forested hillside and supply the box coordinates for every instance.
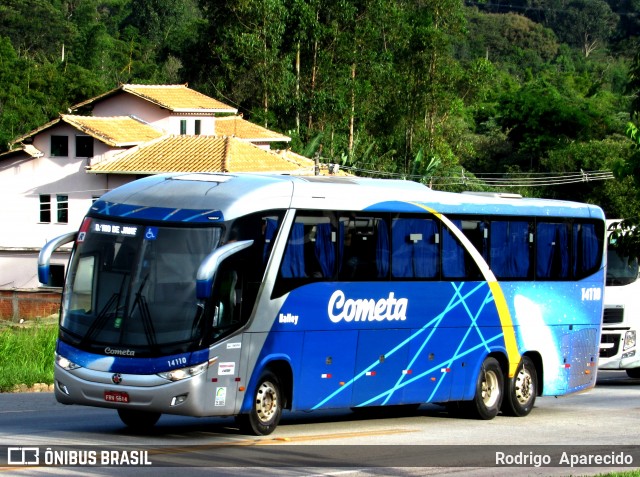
[1,0,639,219]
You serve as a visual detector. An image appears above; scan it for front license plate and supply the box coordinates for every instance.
[104,390,130,403]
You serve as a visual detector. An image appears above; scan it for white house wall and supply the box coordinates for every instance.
[90,93,216,136]
[91,94,168,126]
[0,122,109,289]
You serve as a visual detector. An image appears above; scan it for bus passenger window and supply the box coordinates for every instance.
[274,213,339,295]
[490,220,531,279]
[339,215,388,280]
[573,222,601,278]
[537,222,570,279]
[442,220,467,279]
[391,217,438,278]
[281,222,306,278]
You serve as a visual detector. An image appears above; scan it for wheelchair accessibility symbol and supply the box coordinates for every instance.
[144,227,158,240]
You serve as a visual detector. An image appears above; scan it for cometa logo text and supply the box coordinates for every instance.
[328,290,408,323]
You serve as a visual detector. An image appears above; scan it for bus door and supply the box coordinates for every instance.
[204,332,247,415]
[194,226,270,415]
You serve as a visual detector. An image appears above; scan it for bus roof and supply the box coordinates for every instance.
[90,172,605,223]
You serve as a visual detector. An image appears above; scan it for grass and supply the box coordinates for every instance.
[0,318,57,392]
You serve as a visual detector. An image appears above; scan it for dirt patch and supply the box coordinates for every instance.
[8,383,54,393]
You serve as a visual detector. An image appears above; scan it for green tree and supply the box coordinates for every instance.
[607,49,640,257]
[0,0,72,61]
[196,0,293,127]
[392,0,468,178]
[554,0,619,57]
[463,10,559,74]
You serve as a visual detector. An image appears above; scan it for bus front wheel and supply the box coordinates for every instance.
[117,409,161,430]
[237,371,282,435]
[465,357,503,420]
[502,356,537,417]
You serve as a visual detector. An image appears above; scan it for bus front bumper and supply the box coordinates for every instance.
[53,365,231,417]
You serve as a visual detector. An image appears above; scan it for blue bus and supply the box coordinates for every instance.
[39,173,606,435]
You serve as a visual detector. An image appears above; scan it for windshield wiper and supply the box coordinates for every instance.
[81,292,121,346]
[130,275,158,350]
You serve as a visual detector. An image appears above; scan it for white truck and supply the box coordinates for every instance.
[600,220,640,377]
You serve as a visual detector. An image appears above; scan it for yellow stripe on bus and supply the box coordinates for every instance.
[409,202,521,377]
[488,281,520,377]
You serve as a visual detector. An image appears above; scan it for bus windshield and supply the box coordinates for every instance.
[60,218,222,356]
[606,246,639,286]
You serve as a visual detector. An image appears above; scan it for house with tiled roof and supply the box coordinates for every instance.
[0,84,308,303]
[213,115,291,149]
[88,135,311,176]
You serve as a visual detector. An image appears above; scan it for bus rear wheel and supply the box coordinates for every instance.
[465,357,503,420]
[237,371,282,436]
[117,409,161,430]
[502,356,537,417]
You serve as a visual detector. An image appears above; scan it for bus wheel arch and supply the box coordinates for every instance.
[237,360,292,436]
[502,353,539,417]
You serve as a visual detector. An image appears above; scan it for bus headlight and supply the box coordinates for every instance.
[623,331,636,351]
[56,353,81,370]
[158,362,208,382]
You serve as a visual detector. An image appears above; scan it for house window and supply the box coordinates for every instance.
[40,195,51,223]
[76,136,93,157]
[57,195,69,223]
[195,120,201,135]
[180,120,187,135]
[51,135,69,156]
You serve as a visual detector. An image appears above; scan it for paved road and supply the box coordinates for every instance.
[1,370,639,476]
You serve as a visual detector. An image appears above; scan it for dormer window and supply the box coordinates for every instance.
[180,120,187,135]
[195,120,201,135]
[51,135,69,157]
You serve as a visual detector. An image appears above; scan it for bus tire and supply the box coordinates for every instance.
[117,409,161,430]
[465,357,503,420]
[237,371,282,435]
[626,368,640,379]
[502,356,537,417]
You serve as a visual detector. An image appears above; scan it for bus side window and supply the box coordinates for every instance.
[442,219,469,279]
[214,265,238,328]
[274,213,338,295]
[281,222,306,278]
[391,217,438,278]
[490,220,532,279]
[536,222,570,279]
[263,217,279,264]
[339,215,388,280]
[208,247,260,342]
[573,221,602,279]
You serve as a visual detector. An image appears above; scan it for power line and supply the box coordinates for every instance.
[335,165,615,187]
